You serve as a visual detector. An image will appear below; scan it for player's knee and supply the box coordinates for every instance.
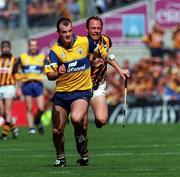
[71,114,82,125]
[52,128,63,135]
[97,116,107,124]
[101,118,107,125]
[71,119,81,127]
[52,128,57,133]
[95,118,107,128]
[38,107,44,112]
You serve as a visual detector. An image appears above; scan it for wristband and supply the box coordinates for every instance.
[109,54,115,60]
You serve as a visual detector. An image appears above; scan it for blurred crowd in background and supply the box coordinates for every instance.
[106,24,180,105]
[0,0,81,28]
[0,0,136,28]
[107,53,180,105]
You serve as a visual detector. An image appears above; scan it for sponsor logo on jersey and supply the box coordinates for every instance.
[77,48,83,55]
[61,52,66,58]
[67,60,86,73]
[68,61,77,68]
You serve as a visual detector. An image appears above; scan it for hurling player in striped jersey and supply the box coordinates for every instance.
[0,41,20,140]
[76,16,130,166]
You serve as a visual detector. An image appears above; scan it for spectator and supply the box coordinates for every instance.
[66,0,80,21]
[55,0,72,20]
[0,0,19,28]
[5,0,19,28]
[172,25,180,56]
[27,0,55,26]
[95,0,107,14]
[143,25,165,58]
[106,0,116,8]
[0,0,6,28]
[164,71,180,101]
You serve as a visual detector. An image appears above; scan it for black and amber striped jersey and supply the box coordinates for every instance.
[89,34,112,90]
[0,54,17,86]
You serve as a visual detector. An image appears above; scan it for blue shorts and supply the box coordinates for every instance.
[22,81,44,97]
[51,90,93,112]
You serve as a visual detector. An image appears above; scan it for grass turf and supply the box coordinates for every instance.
[0,123,180,177]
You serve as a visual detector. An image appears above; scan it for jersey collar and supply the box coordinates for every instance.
[57,34,77,49]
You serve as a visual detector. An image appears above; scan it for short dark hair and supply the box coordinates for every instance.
[1,40,11,49]
[86,16,103,29]
[28,38,37,45]
[56,17,72,33]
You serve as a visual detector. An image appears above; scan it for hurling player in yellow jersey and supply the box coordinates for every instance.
[75,16,130,165]
[45,17,97,167]
[18,39,46,135]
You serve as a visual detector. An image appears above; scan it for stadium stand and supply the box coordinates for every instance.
[106,52,180,105]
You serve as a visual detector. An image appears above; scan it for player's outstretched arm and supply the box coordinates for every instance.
[107,54,130,80]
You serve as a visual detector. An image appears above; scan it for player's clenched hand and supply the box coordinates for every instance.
[119,68,130,80]
[58,64,66,75]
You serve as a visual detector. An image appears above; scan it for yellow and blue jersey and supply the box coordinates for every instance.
[18,52,46,82]
[45,35,96,92]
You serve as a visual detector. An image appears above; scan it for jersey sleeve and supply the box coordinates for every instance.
[12,57,22,80]
[12,57,20,74]
[88,37,97,53]
[44,50,61,73]
[103,34,112,48]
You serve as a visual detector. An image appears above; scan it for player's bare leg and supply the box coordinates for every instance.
[91,95,108,128]
[71,99,89,166]
[76,113,89,166]
[0,98,19,140]
[52,105,67,167]
[34,95,45,135]
[25,96,36,134]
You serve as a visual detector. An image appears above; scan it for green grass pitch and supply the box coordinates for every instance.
[1,123,180,177]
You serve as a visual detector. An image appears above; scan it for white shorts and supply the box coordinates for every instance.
[0,85,16,99]
[92,81,106,100]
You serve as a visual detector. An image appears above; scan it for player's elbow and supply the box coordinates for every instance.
[47,76,56,81]
[46,72,58,81]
